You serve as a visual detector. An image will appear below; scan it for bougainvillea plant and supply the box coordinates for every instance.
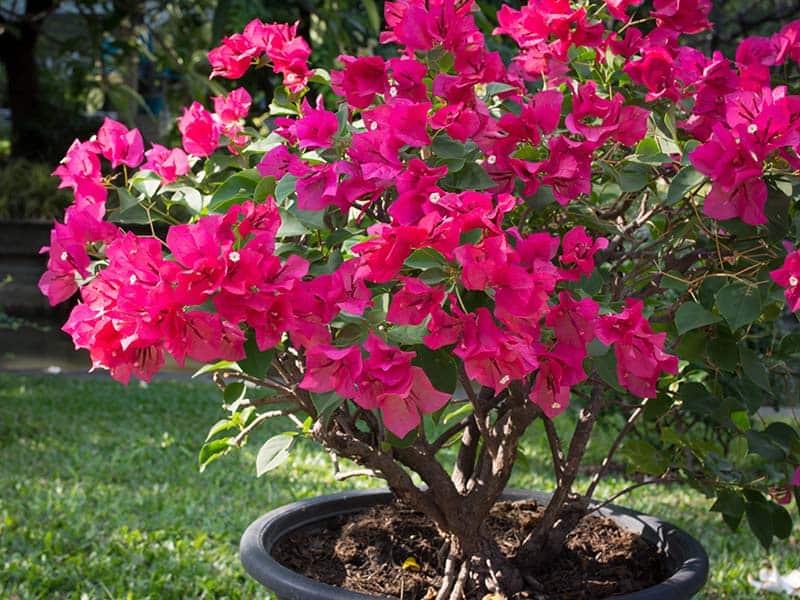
[42,0,800,597]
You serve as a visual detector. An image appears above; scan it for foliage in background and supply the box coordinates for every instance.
[0,159,72,220]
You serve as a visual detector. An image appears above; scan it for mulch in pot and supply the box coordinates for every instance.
[272,498,665,599]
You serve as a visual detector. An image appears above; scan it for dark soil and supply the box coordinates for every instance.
[272,498,666,599]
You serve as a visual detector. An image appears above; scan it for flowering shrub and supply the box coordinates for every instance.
[42,0,800,596]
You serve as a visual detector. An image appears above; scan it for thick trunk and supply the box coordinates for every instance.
[0,0,58,160]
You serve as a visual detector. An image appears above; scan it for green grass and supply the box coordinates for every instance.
[0,373,796,599]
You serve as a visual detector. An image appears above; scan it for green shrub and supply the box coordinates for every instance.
[0,159,72,221]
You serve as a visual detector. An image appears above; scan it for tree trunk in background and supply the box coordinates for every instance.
[0,0,59,160]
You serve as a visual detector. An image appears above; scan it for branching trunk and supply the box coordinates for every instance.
[514,390,602,570]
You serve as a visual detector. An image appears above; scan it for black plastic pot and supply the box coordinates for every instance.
[240,488,709,600]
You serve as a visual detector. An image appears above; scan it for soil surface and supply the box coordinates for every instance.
[272,498,665,599]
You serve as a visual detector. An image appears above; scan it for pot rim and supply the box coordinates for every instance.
[240,487,709,600]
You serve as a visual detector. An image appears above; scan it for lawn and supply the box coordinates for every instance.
[0,373,796,599]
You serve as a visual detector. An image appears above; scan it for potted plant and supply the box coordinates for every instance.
[40,0,800,598]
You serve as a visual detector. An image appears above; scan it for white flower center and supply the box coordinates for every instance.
[747,123,758,134]
[487,155,497,165]
[370,121,378,131]
[60,251,68,261]
[389,86,398,98]
[790,275,798,287]
[499,375,511,385]
[551,401,561,410]
[129,275,137,284]
[229,251,241,263]
[428,192,441,204]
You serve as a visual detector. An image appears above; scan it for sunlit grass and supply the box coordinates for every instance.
[0,374,796,599]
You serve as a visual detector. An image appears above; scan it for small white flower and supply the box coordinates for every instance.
[790,275,798,287]
[487,155,497,165]
[60,251,69,261]
[370,121,378,131]
[389,86,398,97]
[551,402,561,410]
[499,375,511,385]
[229,251,241,263]
[129,274,137,285]
[428,192,441,203]
[747,123,758,134]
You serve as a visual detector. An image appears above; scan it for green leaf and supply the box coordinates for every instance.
[111,188,151,225]
[443,401,473,424]
[745,500,774,549]
[192,360,239,378]
[746,430,785,461]
[223,382,245,404]
[311,393,344,428]
[679,382,713,416]
[387,322,430,346]
[711,489,745,526]
[771,502,794,539]
[432,134,466,159]
[209,169,260,210]
[739,347,771,392]
[277,209,309,237]
[593,351,625,393]
[716,283,761,331]
[405,248,448,270]
[667,167,705,205]
[130,171,161,199]
[707,329,739,372]
[441,162,495,191]
[205,418,237,442]
[256,434,294,476]
[198,438,232,472]
[621,439,667,476]
[254,176,276,204]
[238,333,274,378]
[383,426,418,449]
[617,162,649,193]
[412,346,458,394]
[675,302,721,335]
[779,333,800,355]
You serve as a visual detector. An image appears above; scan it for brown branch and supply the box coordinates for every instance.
[584,399,648,500]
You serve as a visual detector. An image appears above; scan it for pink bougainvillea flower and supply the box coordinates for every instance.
[455,308,538,393]
[529,346,586,418]
[364,99,432,147]
[651,0,712,34]
[624,47,681,102]
[300,344,363,397]
[295,163,339,211]
[95,117,144,169]
[255,144,306,179]
[771,249,800,312]
[386,277,446,326]
[52,139,108,207]
[540,136,593,205]
[142,144,190,184]
[605,0,644,21]
[377,366,451,438]
[212,87,252,124]
[597,299,679,398]
[244,20,312,93]
[545,291,599,349]
[559,226,609,279]
[208,33,259,79]
[352,224,428,283]
[178,102,220,157]
[331,54,387,109]
[292,99,339,150]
